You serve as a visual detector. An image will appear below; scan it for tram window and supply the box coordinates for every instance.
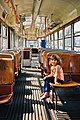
[54,41,58,49]
[74,21,80,34]
[59,30,63,49]
[59,40,63,49]
[3,25,7,37]
[54,32,58,49]
[30,45,33,47]
[64,25,71,50]
[74,47,80,51]
[74,21,80,51]
[2,38,8,49]
[74,36,80,46]
[46,36,49,48]
[65,47,71,50]
[74,32,80,36]
[65,38,71,50]
[59,30,63,39]
[54,32,57,40]
[32,48,38,54]
[0,23,2,50]
[48,35,51,48]
[37,38,41,48]
[65,38,71,46]
[23,51,30,59]
[0,23,1,35]
[5,27,7,36]
[51,34,54,49]
[65,25,71,37]
[27,41,37,48]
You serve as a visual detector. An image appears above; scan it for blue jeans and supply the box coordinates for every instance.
[43,76,54,92]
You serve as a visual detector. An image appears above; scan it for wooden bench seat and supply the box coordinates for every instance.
[50,80,79,88]
[1,49,21,77]
[0,53,14,104]
[39,50,80,118]
[49,80,80,117]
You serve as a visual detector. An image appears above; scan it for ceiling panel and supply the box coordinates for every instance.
[1,0,80,40]
[14,0,33,16]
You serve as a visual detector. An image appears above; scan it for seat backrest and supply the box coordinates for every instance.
[47,52,71,73]
[42,50,80,82]
[0,54,14,85]
[70,53,80,81]
[70,53,80,73]
[56,52,71,73]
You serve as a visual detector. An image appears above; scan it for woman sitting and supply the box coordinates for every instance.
[41,55,64,100]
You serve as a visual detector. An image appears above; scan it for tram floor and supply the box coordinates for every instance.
[0,67,80,120]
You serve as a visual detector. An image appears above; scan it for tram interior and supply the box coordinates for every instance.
[0,0,80,120]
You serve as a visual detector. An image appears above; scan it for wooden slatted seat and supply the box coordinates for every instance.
[22,48,32,67]
[1,49,21,77]
[39,49,80,118]
[0,53,14,104]
[48,52,80,113]
[50,80,79,88]
[49,80,80,116]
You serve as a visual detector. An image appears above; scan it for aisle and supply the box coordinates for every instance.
[21,67,55,120]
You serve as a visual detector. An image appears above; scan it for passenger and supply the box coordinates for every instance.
[41,55,64,100]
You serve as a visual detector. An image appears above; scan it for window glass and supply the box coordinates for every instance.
[65,47,71,50]
[54,41,57,49]
[51,34,53,40]
[74,21,80,51]
[0,22,1,35]
[0,37,1,50]
[65,38,71,47]
[27,41,37,48]
[64,25,71,50]
[54,32,57,40]
[59,40,63,49]
[2,38,8,49]
[74,47,80,51]
[0,22,1,50]
[74,21,80,34]
[59,30,63,49]
[74,36,80,46]
[2,25,8,49]
[10,30,15,49]
[59,30,63,39]
[65,25,71,37]
[51,34,54,49]
[48,35,51,48]
[46,36,49,48]
[3,25,7,37]
[38,38,41,48]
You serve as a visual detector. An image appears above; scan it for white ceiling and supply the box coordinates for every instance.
[0,0,80,39]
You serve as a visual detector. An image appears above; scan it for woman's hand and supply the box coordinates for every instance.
[43,76,47,81]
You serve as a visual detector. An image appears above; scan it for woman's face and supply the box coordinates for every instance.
[51,59,58,66]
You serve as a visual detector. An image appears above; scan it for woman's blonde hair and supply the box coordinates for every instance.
[50,54,62,66]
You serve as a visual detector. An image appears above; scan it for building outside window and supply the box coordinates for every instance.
[51,33,54,49]
[54,32,58,49]
[59,29,63,49]
[2,25,8,49]
[64,25,71,50]
[74,21,80,51]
